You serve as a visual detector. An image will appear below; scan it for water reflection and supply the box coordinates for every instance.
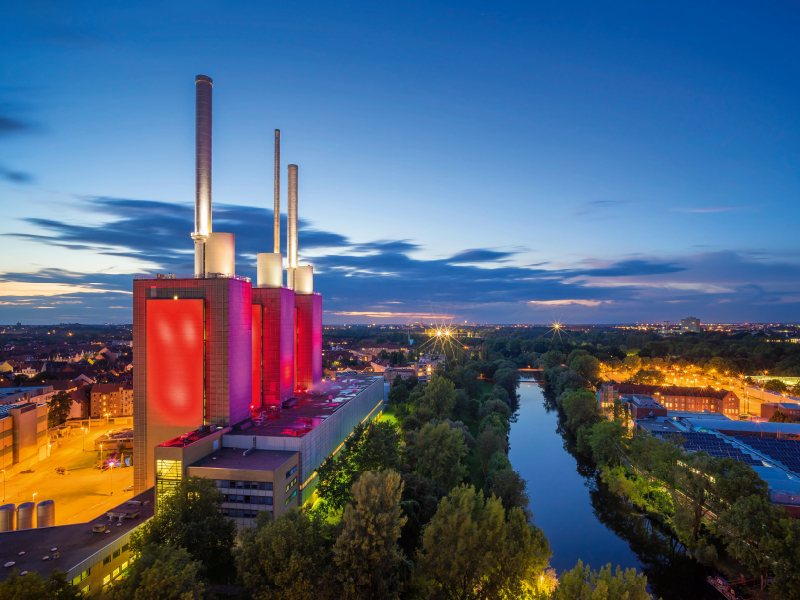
[510,382,717,600]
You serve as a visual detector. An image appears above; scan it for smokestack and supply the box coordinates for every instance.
[192,75,213,276]
[287,164,298,288]
[274,130,280,254]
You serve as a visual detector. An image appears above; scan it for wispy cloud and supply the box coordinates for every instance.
[673,206,744,213]
[527,299,610,307]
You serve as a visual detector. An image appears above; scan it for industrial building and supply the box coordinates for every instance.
[133,75,370,527]
[611,383,740,416]
[153,375,383,528]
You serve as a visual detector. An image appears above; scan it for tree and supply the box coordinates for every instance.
[12,373,28,386]
[422,375,457,419]
[629,369,665,385]
[476,427,507,477]
[333,470,407,600]
[0,569,80,600]
[555,560,652,600]
[317,421,401,511]
[130,477,236,581]
[405,422,468,491]
[769,410,796,423]
[485,466,529,512]
[711,458,768,511]
[237,508,337,600]
[493,368,520,400]
[672,454,715,543]
[48,390,73,428]
[540,351,565,370]
[388,382,409,406]
[763,379,788,393]
[561,390,600,432]
[763,516,800,600]
[398,473,445,558]
[571,355,601,386]
[111,544,206,600]
[415,485,551,600]
[583,420,627,467]
[477,398,511,423]
[717,496,780,591]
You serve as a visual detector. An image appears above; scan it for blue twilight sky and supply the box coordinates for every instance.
[1,1,799,325]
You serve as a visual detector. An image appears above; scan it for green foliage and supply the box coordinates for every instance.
[477,426,508,476]
[130,476,235,581]
[111,544,206,600]
[422,375,457,419]
[763,378,788,392]
[493,367,521,400]
[569,354,601,386]
[387,381,409,406]
[717,495,779,588]
[47,390,73,428]
[628,369,666,385]
[237,508,337,600]
[398,473,445,558]
[0,569,80,600]
[763,516,800,599]
[561,390,600,432]
[672,454,715,544]
[333,470,407,600]
[540,351,566,370]
[404,422,468,491]
[415,485,552,600]
[485,466,529,512]
[317,420,401,511]
[555,560,652,600]
[769,410,796,423]
[582,420,626,467]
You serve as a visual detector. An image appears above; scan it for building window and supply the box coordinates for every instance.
[156,459,182,479]
[80,584,90,596]
[113,567,120,578]
[286,465,297,479]
[285,490,297,506]
[103,555,111,566]
[103,575,111,585]
[286,477,297,492]
[258,482,273,491]
[121,543,129,553]
[113,549,120,559]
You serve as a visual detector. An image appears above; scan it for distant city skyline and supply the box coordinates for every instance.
[1,1,799,324]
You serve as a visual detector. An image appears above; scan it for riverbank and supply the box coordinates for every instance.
[510,381,719,600]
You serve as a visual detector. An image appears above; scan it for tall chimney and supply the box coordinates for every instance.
[274,130,280,254]
[192,75,213,276]
[287,164,298,288]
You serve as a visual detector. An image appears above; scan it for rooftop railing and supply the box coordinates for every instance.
[134,273,251,283]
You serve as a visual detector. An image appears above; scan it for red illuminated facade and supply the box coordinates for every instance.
[133,276,254,492]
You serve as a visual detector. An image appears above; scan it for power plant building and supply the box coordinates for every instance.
[133,75,380,525]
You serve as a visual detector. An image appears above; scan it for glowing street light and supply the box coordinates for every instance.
[109,462,114,496]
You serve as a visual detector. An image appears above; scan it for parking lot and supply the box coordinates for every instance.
[2,422,135,525]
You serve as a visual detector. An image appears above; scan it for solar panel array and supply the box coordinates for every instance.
[736,436,800,476]
[653,431,763,466]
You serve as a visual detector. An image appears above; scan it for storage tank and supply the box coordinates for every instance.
[0,504,16,532]
[37,500,55,528]
[295,265,313,295]
[17,502,35,530]
[257,253,283,288]
[206,232,235,275]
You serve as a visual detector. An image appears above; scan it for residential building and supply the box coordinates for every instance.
[680,317,702,333]
[617,384,739,416]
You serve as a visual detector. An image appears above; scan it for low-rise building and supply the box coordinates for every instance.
[617,384,739,416]
[90,384,133,418]
[0,402,49,469]
[0,489,154,596]
[761,402,800,421]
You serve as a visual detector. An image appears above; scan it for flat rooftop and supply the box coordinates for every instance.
[635,418,684,435]
[189,448,297,472]
[0,488,154,582]
[243,375,382,439]
[667,410,731,420]
[622,394,663,408]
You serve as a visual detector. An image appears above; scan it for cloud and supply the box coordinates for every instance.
[446,249,515,264]
[0,110,35,183]
[571,200,627,218]
[5,196,800,324]
[527,299,610,307]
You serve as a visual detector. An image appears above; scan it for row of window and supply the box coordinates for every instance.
[286,465,297,479]
[102,543,129,566]
[222,494,273,505]
[286,477,297,493]
[215,480,273,491]
[286,490,297,506]
[221,508,268,519]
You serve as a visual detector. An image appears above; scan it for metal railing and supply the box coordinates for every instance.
[134,273,251,283]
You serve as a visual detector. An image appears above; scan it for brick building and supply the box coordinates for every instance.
[90,383,133,418]
[617,384,739,416]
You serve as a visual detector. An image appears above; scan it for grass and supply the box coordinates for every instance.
[379,404,400,427]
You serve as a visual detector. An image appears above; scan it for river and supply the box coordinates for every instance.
[509,381,719,600]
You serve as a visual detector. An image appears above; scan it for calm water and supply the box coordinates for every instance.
[509,381,718,600]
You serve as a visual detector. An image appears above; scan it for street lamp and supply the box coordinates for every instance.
[100,443,103,465]
[82,427,86,453]
[110,462,114,496]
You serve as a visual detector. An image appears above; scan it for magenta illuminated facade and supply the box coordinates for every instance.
[252,287,296,407]
[295,292,322,392]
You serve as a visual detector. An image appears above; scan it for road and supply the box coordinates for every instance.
[1,422,135,525]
